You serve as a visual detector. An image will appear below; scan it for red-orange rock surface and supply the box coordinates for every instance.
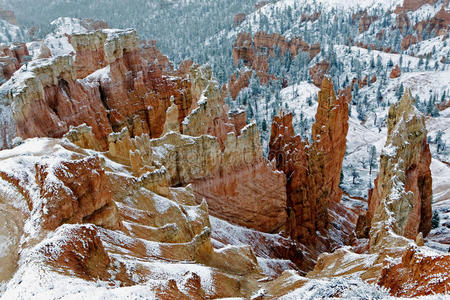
[401,34,417,50]
[269,78,349,250]
[414,4,450,37]
[359,12,378,33]
[0,29,193,150]
[379,247,450,297]
[234,13,246,26]
[232,31,319,87]
[228,71,251,100]
[390,64,402,78]
[396,13,411,32]
[35,156,122,230]
[0,6,17,25]
[141,40,174,72]
[0,43,30,83]
[309,60,330,87]
[228,109,247,134]
[395,0,439,13]
[362,90,432,248]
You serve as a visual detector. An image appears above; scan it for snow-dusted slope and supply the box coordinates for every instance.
[0,19,24,43]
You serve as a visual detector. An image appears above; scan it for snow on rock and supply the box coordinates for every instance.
[0,19,24,44]
[51,17,89,36]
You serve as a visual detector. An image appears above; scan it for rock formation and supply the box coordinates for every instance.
[305,89,447,297]
[395,0,439,13]
[269,77,349,251]
[228,71,251,100]
[390,64,402,79]
[378,246,450,297]
[364,89,432,251]
[0,6,17,25]
[233,32,320,67]
[401,34,417,50]
[0,29,193,150]
[309,60,330,87]
[162,96,180,134]
[234,13,246,26]
[231,31,320,94]
[358,12,378,33]
[0,137,271,298]
[102,91,287,233]
[182,65,236,148]
[0,43,30,84]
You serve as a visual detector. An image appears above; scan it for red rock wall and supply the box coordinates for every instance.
[5,31,193,149]
[0,7,17,25]
[379,247,450,297]
[192,160,287,233]
[269,78,349,247]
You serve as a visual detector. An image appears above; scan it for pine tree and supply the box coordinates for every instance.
[368,145,377,175]
[351,166,360,185]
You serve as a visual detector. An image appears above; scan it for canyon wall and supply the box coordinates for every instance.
[0,29,192,150]
[269,77,349,250]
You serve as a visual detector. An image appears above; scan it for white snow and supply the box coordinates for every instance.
[51,17,89,36]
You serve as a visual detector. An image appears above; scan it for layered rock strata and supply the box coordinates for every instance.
[364,89,432,251]
[269,78,349,249]
[231,31,320,94]
[0,138,269,298]
[305,90,446,297]
[0,29,192,150]
[0,43,30,84]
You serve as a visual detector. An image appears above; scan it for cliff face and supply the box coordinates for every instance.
[230,31,320,95]
[233,32,320,67]
[0,29,192,150]
[366,89,432,251]
[0,43,30,84]
[0,26,295,296]
[0,138,269,298]
[395,0,439,13]
[305,90,446,297]
[269,77,349,251]
[93,64,288,234]
[0,6,17,25]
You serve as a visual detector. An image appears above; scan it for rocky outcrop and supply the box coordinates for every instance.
[309,60,330,87]
[58,58,287,235]
[358,12,378,33]
[0,29,193,150]
[269,78,349,250]
[254,1,270,10]
[232,31,319,88]
[228,71,251,100]
[228,109,247,134]
[0,43,30,84]
[379,246,450,297]
[414,4,450,37]
[401,34,417,50]
[0,137,269,298]
[0,139,122,238]
[234,13,246,26]
[182,65,236,148]
[141,40,174,72]
[253,32,320,59]
[390,64,402,78]
[360,90,432,251]
[395,0,439,13]
[162,96,180,134]
[0,6,17,25]
[191,124,287,233]
[116,123,288,233]
[396,13,411,32]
